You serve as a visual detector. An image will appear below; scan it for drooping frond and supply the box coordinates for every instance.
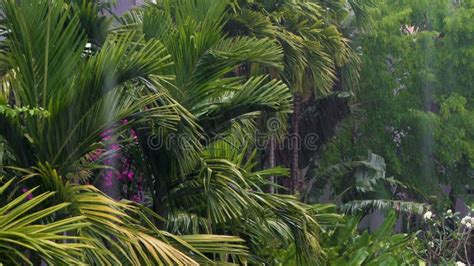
[340,199,429,215]
[164,140,341,264]
[198,76,292,137]
[0,177,90,265]
[11,164,249,265]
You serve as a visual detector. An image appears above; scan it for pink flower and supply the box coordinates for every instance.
[109,144,120,151]
[102,169,116,187]
[105,170,114,178]
[21,188,33,200]
[130,129,138,140]
[131,194,141,203]
[105,179,113,187]
[100,129,114,140]
[127,171,134,181]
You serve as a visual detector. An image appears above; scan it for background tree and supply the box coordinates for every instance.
[307,0,473,221]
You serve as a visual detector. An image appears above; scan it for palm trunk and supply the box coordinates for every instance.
[136,129,169,223]
[268,134,276,193]
[290,93,301,194]
[267,69,279,194]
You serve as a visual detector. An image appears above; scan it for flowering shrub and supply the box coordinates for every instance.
[414,209,473,265]
[90,121,144,202]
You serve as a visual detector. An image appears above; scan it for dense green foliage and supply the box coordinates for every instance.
[0,0,472,265]
[322,211,419,265]
[0,0,352,264]
[311,0,474,211]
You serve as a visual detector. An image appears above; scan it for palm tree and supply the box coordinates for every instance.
[226,0,361,192]
[119,0,291,215]
[119,0,340,263]
[0,0,247,263]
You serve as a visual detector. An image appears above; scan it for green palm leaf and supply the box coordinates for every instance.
[0,177,90,265]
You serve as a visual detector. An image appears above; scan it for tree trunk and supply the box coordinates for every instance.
[290,93,301,194]
[267,69,279,194]
[267,134,276,193]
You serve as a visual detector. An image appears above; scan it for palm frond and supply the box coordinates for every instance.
[347,0,377,30]
[15,164,248,265]
[165,140,340,264]
[0,0,181,175]
[198,76,292,138]
[340,199,429,215]
[0,177,90,265]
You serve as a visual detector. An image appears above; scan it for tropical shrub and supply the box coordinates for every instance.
[0,177,89,265]
[321,211,420,265]
[415,209,473,265]
[118,1,347,263]
[269,211,420,265]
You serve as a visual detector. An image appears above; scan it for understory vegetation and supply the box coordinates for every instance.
[0,0,472,265]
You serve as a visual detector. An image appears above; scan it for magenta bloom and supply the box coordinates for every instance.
[100,128,114,140]
[21,188,33,200]
[130,129,138,140]
[109,143,120,151]
[96,125,144,201]
[127,171,134,181]
[103,170,114,187]
[104,177,113,187]
[131,194,142,203]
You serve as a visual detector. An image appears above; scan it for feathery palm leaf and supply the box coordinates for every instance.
[165,140,340,264]
[11,164,248,265]
[228,0,355,95]
[0,0,181,173]
[0,177,90,265]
